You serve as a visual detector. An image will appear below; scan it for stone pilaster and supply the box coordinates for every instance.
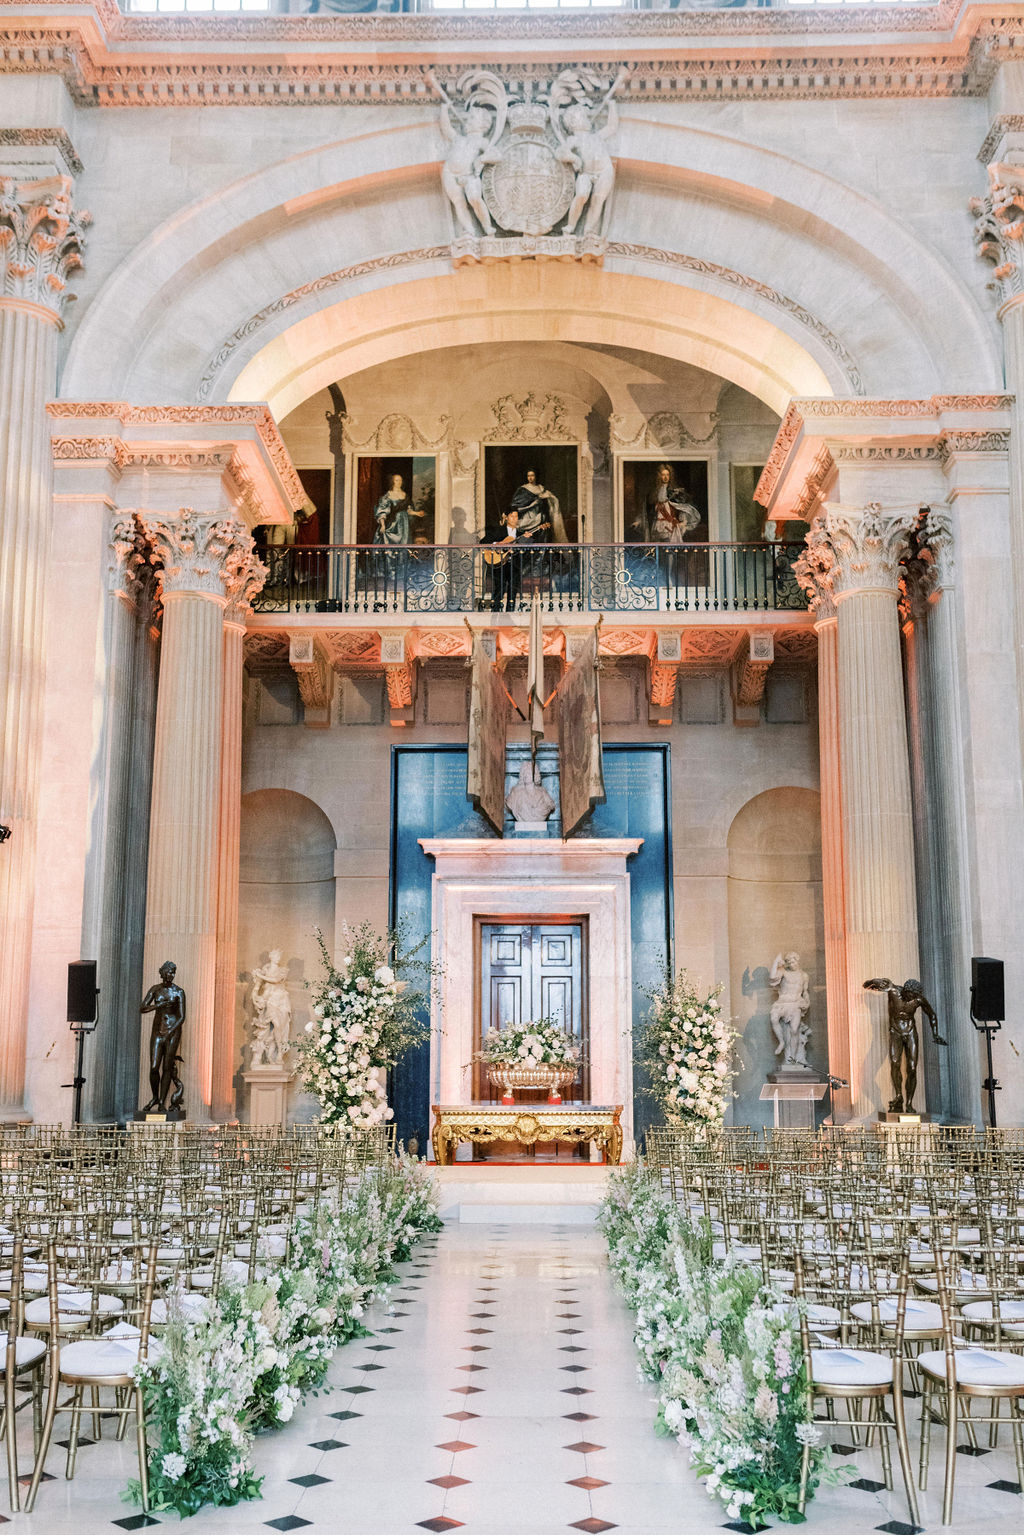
[820,503,921,1120]
[793,532,850,1117]
[140,511,258,1121]
[212,554,265,1120]
[0,175,87,1113]
[971,157,1024,777]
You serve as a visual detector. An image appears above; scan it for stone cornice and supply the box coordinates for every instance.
[46,399,305,514]
[2,1,1022,106]
[0,128,83,176]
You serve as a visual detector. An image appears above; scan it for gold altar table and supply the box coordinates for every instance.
[431,1102,623,1166]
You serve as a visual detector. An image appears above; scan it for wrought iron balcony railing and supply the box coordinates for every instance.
[251,541,808,616]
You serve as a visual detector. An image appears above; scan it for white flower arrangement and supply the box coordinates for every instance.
[638,970,734,1127]
[600,1165,845,1527]
[475,1017,581,1069]
[127,1156,441,1519]
[299,925,429,1129]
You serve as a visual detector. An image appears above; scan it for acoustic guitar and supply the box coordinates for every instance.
[481,522,552,565]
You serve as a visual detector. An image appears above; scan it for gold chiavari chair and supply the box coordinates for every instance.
[917,1245,1024,1524]
[794,1245,919,1522]
[25,1236,159,1513]
[0,1233,47,1511]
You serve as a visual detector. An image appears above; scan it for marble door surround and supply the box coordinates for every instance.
[420,838,642,1156]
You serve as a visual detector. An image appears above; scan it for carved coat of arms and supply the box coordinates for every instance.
[431,68,626,267]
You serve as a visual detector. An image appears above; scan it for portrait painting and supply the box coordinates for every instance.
[622,459,709,546]
[483,445,579,544]
[355,455,436,545]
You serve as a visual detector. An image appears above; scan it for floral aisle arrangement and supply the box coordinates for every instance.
[637,969,734,1127]
[600,1165,839,1527]
[299,925,430,1128]
[475,1017,581,1068]
[128,1155,441,1519]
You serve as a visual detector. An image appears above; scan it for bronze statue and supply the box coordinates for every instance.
[140,960,186,1116]
[862,977,946,1114]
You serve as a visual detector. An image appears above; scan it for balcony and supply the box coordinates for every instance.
[251,541,808,616]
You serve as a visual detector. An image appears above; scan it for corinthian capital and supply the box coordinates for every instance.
[0,175,90,322]
[969,160,1024,305]
[816,503,920,598]
[793,524,838,622]
[141,510,261,600]
[224,546,268,624]
[109,512,158,605]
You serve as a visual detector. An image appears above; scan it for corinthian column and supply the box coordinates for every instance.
[794,534,850,1118]
[0,176,88,1114]
[212,555,265,1120]
[141,512,257,1121]
[823,503,921,1119]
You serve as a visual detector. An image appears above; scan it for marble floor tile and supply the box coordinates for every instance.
[16,1221,1024,1535]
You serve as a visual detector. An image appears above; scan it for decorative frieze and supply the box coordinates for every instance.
[0,174,89,323]
[0,128,83,177]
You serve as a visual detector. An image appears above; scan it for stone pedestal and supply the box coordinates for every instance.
[244,1066,293,1126]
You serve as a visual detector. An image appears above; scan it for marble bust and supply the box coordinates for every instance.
[506,760,556,826]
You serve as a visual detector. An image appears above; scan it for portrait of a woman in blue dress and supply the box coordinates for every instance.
[373,473,411,545]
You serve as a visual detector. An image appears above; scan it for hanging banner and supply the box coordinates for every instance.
[466,632,508,835]
[557,628,605,838]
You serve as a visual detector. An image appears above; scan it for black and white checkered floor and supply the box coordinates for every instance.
[10,1224,1023,1534]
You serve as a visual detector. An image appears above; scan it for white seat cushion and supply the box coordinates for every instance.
[916,1271,989,1299]
[961,1300,1024,1325]
[917,1347,1024,1388]
[850,1298,943,1330]
[24,1291,123,1327]
[711,1242,759,1263]
[59,1335,161,1380]
[0,1333,47,1371]
[807,1303,842,1330]
[150,1292,210,1326]
[811,1347,894,1387]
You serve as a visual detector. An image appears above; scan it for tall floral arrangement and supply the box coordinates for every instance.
[637,969,733,1127]
[299,925,430,1128]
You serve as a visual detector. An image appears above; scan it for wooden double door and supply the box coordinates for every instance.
[477,920,589,1101]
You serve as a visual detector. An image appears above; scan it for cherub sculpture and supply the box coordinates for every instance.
[862,977,947,1114]
[431,72,505,238]
[551,68,625,237]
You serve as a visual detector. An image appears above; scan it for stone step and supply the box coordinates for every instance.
[433,1165,612,1224]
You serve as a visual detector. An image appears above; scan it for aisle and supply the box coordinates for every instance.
[30,1222,1024,1533]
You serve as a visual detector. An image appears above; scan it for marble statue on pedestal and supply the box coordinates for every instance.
[249,949,293,1068]
[769,951,812,1070]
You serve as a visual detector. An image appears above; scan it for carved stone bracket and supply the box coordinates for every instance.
[735,631,775,706]
[0,174,89,324]
[288,633,332,727]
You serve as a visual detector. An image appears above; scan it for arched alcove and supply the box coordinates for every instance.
[237,788,337,1121]
[726,787,824,1130]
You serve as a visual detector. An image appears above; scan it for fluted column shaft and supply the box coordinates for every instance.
[143,590,226,1120]
[836,572,920,1118]
[212,616,246,1119]
[1000,297,1024,770]
[813,613,851,1117]
[0,304,58,1110]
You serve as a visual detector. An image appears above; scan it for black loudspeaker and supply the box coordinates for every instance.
[67,961,98,1024]
[971,956,1005,1023]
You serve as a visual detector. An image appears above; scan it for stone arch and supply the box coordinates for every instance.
[60,119,1000,414]
[237,788,337,1120]
[726,786,824,1129]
